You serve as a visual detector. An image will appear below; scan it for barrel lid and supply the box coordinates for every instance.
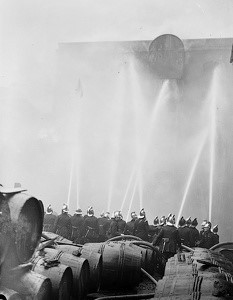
[0,187,27,194]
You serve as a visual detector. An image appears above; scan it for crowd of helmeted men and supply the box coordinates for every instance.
[43,204,219,261]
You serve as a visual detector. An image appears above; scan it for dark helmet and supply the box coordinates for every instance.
[75,208,82,215]
[191,218,198,227]
[46,204,53,214]
[87,206,94,216]
[213,224,218,233]
[139,208,146,219]
[178,216,185,227]
[185,216,192,226]
[153,216,159,226]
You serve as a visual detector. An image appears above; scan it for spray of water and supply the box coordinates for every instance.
[138,172,143,209]
[125,79,171,215]
[176,130,208,226]
[126,178,138,221]
[76,163,80,209]
[67,151,74,208]
[107,64,126,212]
[209,66,219,222]
[120,167,136,212]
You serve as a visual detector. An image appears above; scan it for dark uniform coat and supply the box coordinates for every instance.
[199,230,216,249]
[124,219,136,235]
[189,226,200,247]
[98,217,111,242]
[178,225,191,247]
[54,212,72,239]
[133,217,149,241]
[43,213,57,233]
[118,219,126,234]
[70,214,84,244]
[106,219,121,239]
[148,225,161,242]
[83,215,99,243]
[152,224,181,260]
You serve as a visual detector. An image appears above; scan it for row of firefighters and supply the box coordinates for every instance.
[43,204,219,260]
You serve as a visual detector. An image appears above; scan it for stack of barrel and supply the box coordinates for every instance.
[0,190,164,299]
[0,191,50,299]
[0,191,93,299]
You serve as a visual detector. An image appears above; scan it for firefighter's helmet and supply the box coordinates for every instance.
[139,208,146,219]
[191,218,198,227]
[87,206,94,216]
[213,224,218,233]
[46,205,53,215]
[75,208,82,215]
[153,216,159,226]
[62,204,69,213]
[178,216,185,227]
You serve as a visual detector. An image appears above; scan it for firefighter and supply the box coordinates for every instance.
[133,208,149,241]
[54,204,72,239]
[212,224,219,245]
[118,211,126,234]
[70,208,84,244]
[189,218,200,247]
[83,206,99,243]
[98,211,111,242]
[199,222,216,249]
[43,205,57,233]
[148,216,160,242]
[178,216,191,247]
[200,219,208,239]
[124,212,137,235]
[106,211,121,239]
[152,214,181,261]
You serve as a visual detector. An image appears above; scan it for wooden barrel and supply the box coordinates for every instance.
[54,243,102,292]
[79,247,103,292]
[0,193,43,266]
[32,256,73,300]
[0,288,22,300]
[2,270,52,300]
[83,241,142,288]
[44,247,90,299]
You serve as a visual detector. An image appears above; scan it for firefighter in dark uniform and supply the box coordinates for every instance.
[118,211,126,235]
[54,204,72,239]
[83,206,99,243]
[199,222,216,249]
[124,212,137,235]
[70,208,84,244]
[106,211,121,239]
[212,224,219,245]
[43,205,57,233]
[148,216,160,242]
[98,211,111,242]
[178,216,191,247]
[199,219,208,239]
[152,214,181,261]
[189,218,200,247]
[133,209,149,241]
